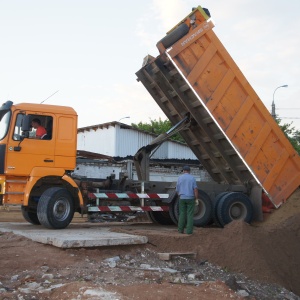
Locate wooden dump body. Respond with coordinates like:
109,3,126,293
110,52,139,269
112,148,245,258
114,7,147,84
136,6,300,207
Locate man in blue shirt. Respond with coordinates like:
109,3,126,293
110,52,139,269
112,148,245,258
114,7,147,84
176,166,199,234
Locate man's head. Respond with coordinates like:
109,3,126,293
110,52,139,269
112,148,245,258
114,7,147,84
183,166,190,172
31,118,41,129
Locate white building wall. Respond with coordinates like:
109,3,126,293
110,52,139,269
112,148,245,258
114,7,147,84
152,143,168,159
73,161,211,182
73,162,124,179
115,127,141,157
77,126,117,156
115,127,161,158
77,123,197,160
167,141,198,160
115,126,197,159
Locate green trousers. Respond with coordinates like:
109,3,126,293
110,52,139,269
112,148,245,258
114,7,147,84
178,199,195,234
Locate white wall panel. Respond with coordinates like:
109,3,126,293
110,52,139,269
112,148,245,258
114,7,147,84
73,161,211,182
167,141,198,160
77,123,197,160
77,126,116,156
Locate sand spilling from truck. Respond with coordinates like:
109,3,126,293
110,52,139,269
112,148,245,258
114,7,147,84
112,188,300,295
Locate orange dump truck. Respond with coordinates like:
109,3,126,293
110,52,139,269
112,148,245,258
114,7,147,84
1,6,299,230
136,6,300,217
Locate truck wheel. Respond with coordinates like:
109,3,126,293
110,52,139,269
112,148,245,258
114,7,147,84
174,189,213,227
37,187,74,229
169,196,179,224
146,211,175,225
212,192,228,227
217,192,253,227
21,206,41,225
193,190,213,227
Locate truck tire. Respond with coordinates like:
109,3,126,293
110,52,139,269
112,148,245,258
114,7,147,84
193,190,213,227
217,192,253,227
159,23,189,49
21,206,41,225
169,196,179,224
174,189,213,227
146,211,175,225
37,187,74,229
212,192,228,227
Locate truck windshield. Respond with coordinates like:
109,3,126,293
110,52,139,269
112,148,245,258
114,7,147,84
0,110,11,141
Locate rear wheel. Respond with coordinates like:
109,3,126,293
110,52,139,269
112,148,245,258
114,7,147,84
21,206,40,225
174,189,213,227
146,211,175,225
37,187,74,229
217,192,253,227
212,192,228,227
193,190,213,227
169,196,179,224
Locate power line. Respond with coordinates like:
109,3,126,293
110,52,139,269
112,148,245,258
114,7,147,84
280,117,300,119
276,108,300,110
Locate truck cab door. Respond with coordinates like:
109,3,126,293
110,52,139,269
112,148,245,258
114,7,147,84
6,113,55,175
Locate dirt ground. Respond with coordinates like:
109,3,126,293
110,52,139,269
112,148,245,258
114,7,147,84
1,189,300,299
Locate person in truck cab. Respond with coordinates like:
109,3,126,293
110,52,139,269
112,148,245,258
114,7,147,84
31,118,47,139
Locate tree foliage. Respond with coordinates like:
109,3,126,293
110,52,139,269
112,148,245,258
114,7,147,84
132,118,300,155
131,118,185,143
276,118,300,155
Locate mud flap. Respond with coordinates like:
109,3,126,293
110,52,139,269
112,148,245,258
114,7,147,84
249,185,263,222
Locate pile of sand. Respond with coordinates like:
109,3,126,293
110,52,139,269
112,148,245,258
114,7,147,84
137,188,300,295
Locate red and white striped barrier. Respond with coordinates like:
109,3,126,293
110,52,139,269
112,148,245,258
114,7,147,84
88,206,169,212
88,192,169,199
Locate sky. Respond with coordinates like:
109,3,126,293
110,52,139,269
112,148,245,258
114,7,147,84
0,0,299,130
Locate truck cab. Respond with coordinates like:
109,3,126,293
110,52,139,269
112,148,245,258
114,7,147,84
0,101,83,228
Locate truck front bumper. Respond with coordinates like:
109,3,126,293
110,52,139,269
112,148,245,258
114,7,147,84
0,177,5,195
0,177,5,205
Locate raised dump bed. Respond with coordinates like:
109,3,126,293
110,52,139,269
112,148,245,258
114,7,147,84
136,6,300,207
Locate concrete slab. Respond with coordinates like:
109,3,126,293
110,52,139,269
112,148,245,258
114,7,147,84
0,222,148,248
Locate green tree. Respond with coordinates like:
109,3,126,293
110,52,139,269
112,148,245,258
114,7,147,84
131,118,185,143
277,118,300,155
132,117,300,155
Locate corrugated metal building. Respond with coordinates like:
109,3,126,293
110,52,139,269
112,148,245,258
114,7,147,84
77,121,198,160
75,122,213,182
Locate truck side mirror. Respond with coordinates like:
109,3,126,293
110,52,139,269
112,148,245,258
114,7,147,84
21,115,31,133
14,115,31,151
